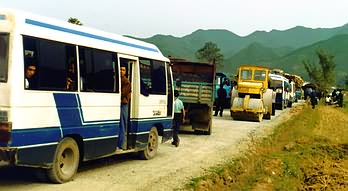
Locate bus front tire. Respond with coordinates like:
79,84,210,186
139,127,158,160
48,137,80,183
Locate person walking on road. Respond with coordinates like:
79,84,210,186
310,89,317,109
172,90,185,147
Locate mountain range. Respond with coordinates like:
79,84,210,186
137,24,348,83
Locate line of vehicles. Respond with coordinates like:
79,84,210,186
0,9,304,184
169,60,303,131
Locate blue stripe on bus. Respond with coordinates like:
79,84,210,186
10,127,61,147
61,123,118,138
25,19,159,53
8,124,118,147
7,119,171,147
53,93,83,127
4,93,172,147
129,119,173,133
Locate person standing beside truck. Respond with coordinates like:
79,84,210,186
214,83,227,117
172,90,185,147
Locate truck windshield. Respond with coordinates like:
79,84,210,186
0,33,9,82
241,69,252,80
254,70,266,81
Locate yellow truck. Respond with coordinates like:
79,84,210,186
230,65,273,122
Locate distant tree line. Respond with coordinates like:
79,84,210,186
303,49,336,91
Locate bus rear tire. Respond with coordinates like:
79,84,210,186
48,137,80,183
139,127,158,160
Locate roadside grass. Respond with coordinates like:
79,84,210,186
343,94,348,112
184,102,348,191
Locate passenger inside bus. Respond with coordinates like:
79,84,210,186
66,59,77,91
24,59,37,89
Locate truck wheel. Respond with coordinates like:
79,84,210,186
204,119,212,135
257,113,263,122
288,101,293,108
263,112,271,120
139,127,158,160
48,137,80,183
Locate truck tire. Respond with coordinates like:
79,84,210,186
263,112,271,120
257,113,263,122
204,118,212,135
288,101,293,108
272,103,276,116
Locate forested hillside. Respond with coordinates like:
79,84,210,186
137,24,348,82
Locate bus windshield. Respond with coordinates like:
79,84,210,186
0,33,9,82
269,79,282,89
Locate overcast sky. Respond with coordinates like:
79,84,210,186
1,0,348,38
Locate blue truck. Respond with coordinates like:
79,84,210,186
215,72,233,108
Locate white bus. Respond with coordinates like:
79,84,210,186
0,9,174,183
269,73,290,110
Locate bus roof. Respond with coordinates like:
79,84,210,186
269,73,289,81
0,8,169,62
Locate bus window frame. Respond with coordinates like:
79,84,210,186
0,33,9,82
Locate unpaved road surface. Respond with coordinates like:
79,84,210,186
0,102,302,191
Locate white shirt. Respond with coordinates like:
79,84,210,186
25,78,29,89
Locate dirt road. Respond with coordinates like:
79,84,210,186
0,103,301,191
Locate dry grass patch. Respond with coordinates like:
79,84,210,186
185,103,348,191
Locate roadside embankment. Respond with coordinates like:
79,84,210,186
186,102,348,190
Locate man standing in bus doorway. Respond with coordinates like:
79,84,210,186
172,90,185,147
118,66,131,150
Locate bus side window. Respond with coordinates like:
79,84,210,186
23,36,77,91
139,58,166,95
79,46,118,92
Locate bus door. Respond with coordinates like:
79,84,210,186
118,55,137,149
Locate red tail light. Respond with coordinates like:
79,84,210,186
0,122,12,143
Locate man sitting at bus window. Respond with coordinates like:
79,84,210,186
25,62,37,89
66,62,76,91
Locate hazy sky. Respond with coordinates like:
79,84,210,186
1,0,348,38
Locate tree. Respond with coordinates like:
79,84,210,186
344,73,348,89
195,42,224,70
303,49,336,90
67,17,83,26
